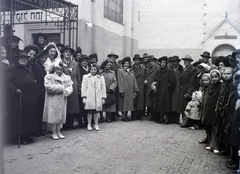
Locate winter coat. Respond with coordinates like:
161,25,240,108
185,100,201,120
62,58,80,114
222,91,239,145
81,74,106,111
153,67,176,113
171,65,183,113
146,63,160,107
201,82,222,125
6,64,38,135
215,80,235,141
101,70,117,112
178,64,198,113
229,98,240,146
78,65,89,89
42,72,73,124
117,68,139,112
132,64,147,110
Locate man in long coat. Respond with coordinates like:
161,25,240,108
179,55,198,127
132,54,147,120
145,55,160,120
78,54,90,128
153,56,176,124
61,45,80,130
169,56,183,123
108,52,121,118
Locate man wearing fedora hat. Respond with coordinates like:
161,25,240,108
178,55,198,127
108,52,120,72
146,55,160,120
132,54,147,120
108,52,121,118
168,56,183,124
201,51,216,70
60,45,81,130
78,54,90,128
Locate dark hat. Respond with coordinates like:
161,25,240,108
56,43,64,48
182,55,193,62
201,51,211,59
100,59,110,69
121,56,131,65
16,51,30,59
61,45,75,55
231,49,240,60
133,54,141,60
214,56,230,67
36,50,48,59
142,53,149,58
168,56,181,62
79,54,89,62
89,53,98,61
193,59,204,67
73,47,82,58
35,33,47,40
147,55,157,62
158,56,168,62
24,44,40,54
107,52,119,59
12,35,23,42
3,25,15,32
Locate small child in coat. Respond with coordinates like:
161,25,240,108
81,65,106,131
185,90,202,129
43,60,73,140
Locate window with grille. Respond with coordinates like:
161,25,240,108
104,0,123,24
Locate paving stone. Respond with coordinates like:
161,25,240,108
2,117,235,174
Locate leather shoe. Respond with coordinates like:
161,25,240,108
227,163,239,170
216,150,228,156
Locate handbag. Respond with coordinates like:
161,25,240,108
105,92,115,105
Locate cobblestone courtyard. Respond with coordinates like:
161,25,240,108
2,117,236,174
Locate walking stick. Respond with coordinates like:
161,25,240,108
18,92,22,149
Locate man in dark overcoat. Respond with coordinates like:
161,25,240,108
132,54,147,120
108,52,121,118
178,55,198,127
78,54,90,128
145,55,160,120
153,56,176,124
169,56,183,123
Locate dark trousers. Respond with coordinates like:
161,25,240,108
78,94,87,127
63,114,76,128
205,125,212,145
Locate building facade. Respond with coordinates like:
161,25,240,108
138,0,240,61
10,0,139,63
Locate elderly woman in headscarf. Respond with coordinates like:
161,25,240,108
117,56,139,121
6,50,38,144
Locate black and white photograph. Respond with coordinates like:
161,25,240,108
0,0,240,173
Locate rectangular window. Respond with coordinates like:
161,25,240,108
104,0,123,24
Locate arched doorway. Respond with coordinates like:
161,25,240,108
212,44,236,63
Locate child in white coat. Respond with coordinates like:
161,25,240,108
43,60,73,140
81,65,106,131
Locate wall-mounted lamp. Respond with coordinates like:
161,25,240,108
86,22,93,28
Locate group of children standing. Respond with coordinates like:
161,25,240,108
188,66,240,170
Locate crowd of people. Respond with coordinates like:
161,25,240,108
0,25,240,171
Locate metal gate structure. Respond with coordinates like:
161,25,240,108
0,0,78,48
